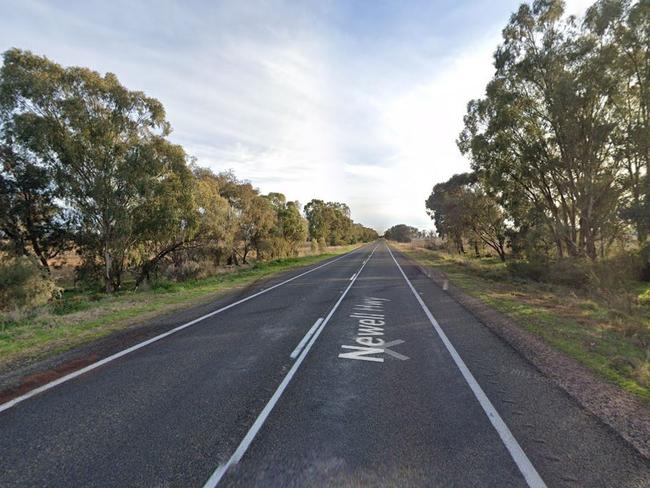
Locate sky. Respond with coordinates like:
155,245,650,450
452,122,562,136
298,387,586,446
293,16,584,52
0,0,593,232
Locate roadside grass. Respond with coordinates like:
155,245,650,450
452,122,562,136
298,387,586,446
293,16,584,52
0,245,360,373
396,244,650,402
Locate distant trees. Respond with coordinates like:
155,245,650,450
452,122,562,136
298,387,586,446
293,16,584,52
425,173,507,260
303,199,375,246
0,49,377,292
384,224,418,243
448,0,649,262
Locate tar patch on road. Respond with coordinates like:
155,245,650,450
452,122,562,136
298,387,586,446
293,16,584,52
338,296,410,363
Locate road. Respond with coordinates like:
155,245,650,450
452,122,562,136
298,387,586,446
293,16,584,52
0,241,648,487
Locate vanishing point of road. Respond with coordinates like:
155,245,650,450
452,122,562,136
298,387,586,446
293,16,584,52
0,241,648,487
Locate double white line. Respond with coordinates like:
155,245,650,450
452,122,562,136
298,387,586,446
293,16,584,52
203,245,378,487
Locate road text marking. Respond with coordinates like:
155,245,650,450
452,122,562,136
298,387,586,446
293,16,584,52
339,297,409,362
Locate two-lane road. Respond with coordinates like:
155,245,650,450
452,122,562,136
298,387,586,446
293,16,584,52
1,242,648,487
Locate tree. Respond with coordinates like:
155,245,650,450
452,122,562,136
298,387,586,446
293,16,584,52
0,49,181,291
131,141,197,288
192,167,236,266
425,173,476,253
585,0,650,242
0,142,71,270
459,1,625,260
384,224,417,243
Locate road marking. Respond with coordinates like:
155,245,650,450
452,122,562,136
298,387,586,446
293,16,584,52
202,245,378,488
349,273,356,281
0,246,371,415
339,296,409,362
387,245,546,488
290,318,323,359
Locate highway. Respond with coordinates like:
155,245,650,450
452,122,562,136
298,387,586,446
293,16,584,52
0,242,648,487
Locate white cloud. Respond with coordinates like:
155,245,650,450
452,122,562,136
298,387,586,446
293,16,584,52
0,0,595,232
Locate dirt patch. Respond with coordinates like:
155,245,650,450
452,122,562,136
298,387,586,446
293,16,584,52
396,247,650,460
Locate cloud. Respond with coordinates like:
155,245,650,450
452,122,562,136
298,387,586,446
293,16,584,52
0,0,595,233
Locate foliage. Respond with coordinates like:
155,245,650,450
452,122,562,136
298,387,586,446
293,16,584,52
0,49,378,303
425,172,507,260
457,0,649,262
0,256,60,312
303,199,375,245
384,224,418,243
0,140,72,270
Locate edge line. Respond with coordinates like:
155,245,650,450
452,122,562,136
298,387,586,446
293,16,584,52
387,245,546,488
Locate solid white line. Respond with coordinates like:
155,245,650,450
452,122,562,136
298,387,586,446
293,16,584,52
0,246,369,415
387,246,546,488
289,318,323,359
203,245,378,488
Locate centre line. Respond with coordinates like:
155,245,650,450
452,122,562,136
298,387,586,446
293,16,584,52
387,245,546,488
290,318,324,359
202,245,378,487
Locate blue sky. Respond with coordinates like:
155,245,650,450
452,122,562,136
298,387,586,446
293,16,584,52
0,0,592,232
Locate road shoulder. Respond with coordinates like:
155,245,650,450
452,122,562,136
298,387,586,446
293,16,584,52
390,244,650,460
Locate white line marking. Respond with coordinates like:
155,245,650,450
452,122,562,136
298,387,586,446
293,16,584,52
290,318,323,359
203,245,378,487
349,273,356,281
387,245,546,488
0,246,370,415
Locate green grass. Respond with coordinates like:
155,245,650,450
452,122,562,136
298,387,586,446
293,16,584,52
398,245,650,402
0,245,360,372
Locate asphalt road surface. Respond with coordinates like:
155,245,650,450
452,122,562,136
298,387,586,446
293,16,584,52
1,241,649,487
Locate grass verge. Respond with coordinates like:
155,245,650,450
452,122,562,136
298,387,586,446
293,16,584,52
0,245,360,373
396,244,650,402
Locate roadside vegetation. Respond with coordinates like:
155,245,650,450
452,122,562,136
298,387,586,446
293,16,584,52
387,0,650,401
0,49,378,368
0,245,359,372
396,241,650,401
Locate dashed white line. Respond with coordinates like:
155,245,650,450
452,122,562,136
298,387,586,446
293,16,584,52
290,318,324,359
349,273,357,281
0,245,370,415
202,245,378,488
387,245,546,488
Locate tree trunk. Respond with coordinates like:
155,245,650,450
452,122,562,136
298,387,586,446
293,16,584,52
104,245,114,293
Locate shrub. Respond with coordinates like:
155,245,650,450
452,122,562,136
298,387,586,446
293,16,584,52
162,260,205,282
506,260,546,282
639,244,650,282
544,259,592,289
0,256,61,311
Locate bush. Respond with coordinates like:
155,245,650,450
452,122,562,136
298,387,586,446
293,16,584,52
162,260,206,282
506,260,546,282
544,259,592,289
639,244,650,282
0,256,61,311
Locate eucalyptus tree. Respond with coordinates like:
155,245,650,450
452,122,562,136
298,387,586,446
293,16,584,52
0,49,190,290
0,141,71,270
585,0,650,242
459,0,625,259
